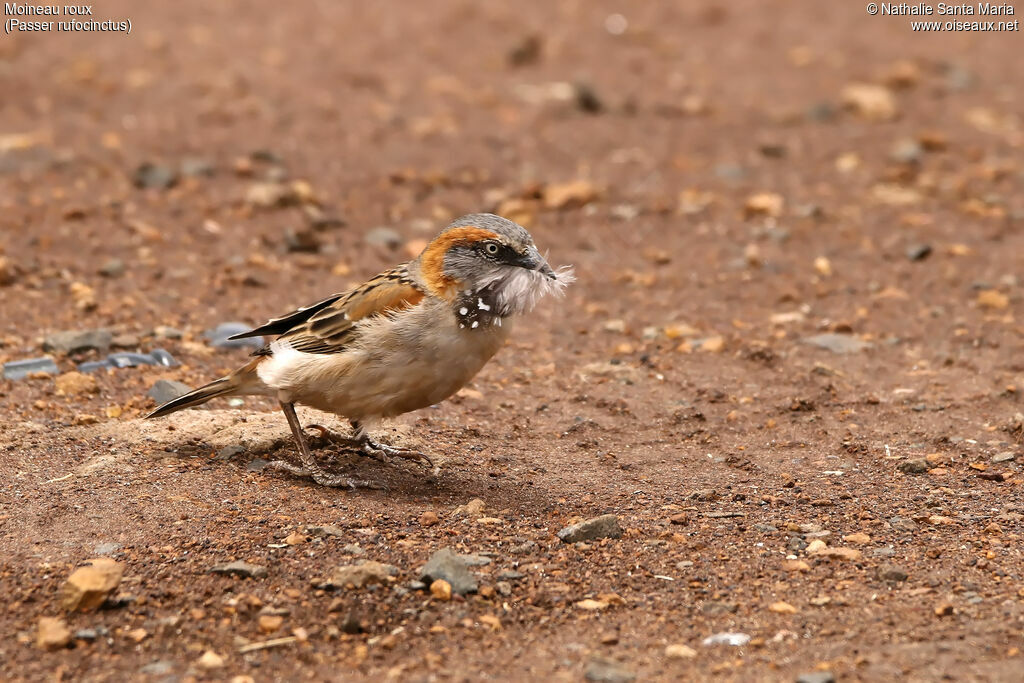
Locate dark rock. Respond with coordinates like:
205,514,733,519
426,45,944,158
180,158,216,177
702,600,738,615
585,658,636,683
148,349,179,366
43,329,112,354
419,548,479,595
210,560,267,579
898,458,930,474
147,379,191,405
906,244,932,261
284,227,321,253
246,459,270,472
878,563,909,582
364,226,402,249
574,82,604,114
803,333,870,354
557,514,623,543
2,356,58,380
204,322,264,349
497,570,525,581
133,162,178,190
507,34,542,67
215,445,247,461
796,673,835,683
98,259,125,278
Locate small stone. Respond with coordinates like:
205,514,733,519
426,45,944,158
284,531,306,545
245,182,298,208
809,546,862,562
744,192,784,218
364,226,402,249
890,516,918,532
139,661,175,676
180,158,215,177
215,445,247,461
702,632,751,647
74,628,98,641
992,452,1017,464
2,357,58,380
507,34,542,67
147,379,191,405
430,579,452,601
782,560,810,572
37,617,71,650
324,561,399,589
419,511,439,527
543,180,600,210
55,371,99,396
210,560,267,579
664,644,697,659
154,326,184,340
420,549,479,595
576,599,610,611
98,258,126,278
204,322,264,349
977,290,1009,310
43,329,112,354
111,334,139,348
805,539,827,554
843,532,871,544
584,658,636,683
877,563,909,582
0,256,20,286
841,83,897,120
769,601,798,614
891,138,924,163
906,244,932,262
796,673,835,683
455,498,486,516
574,82,604,114
133,162,178,189
196,650,225,669
557,514,623,543
258,614,284,633
898,458,930,474
59,558,124,612
284,227,321,253
304,524,346,538
803,333,870,354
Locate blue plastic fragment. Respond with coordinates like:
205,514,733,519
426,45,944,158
77,349,179,373
149,348,179,367
2,356,59,380
204,322,264,349
77,360,113,373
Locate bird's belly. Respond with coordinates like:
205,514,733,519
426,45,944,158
258,321,510,420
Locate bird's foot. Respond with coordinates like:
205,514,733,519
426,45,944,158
361,437,434,468
262,459,384,490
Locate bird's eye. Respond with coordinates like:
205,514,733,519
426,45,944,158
484,242,500,255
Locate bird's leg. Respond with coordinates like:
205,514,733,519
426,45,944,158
264,402,381,489
352,421,434,468
304,423,386,463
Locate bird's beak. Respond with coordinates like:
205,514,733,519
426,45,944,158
518,247,557,280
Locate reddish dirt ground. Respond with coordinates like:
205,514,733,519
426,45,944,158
1,1,1023,681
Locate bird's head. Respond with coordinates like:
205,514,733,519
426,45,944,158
416,213,573,317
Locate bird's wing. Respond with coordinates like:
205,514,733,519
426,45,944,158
241,265,425,356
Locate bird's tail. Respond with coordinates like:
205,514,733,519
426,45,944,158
145,360,263,419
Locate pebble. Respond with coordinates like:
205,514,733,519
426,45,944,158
59,558,124,611
557,514,623,543
139,661,175,676
430,579,452,601
890,516,918,532
215,445,247,461
196,650,225,669
258,614,284,633
702,632,751,647
43,329,112,354
133,162,178,189
877,563,909,582
55,371,98,396
809,546,862,562
2,356,58,380
584,658,636,683
664,643,697,659
906,244,933,262
796,673,835,683
769,601,798,614
898,458,930,474
37,617,71,650
79,349,179,373
420,548,480,595
364,226,402,249
573,82,604,114
180,158,215,177
74,628,98,641
992,452,1017,464
284,227,321,253
98,258,126,277
210,560,268,579
802,333,870,354
147,379,192,405
323,561,398,589
204,322,264,349
843,533,871,544
304,524,346,538
245,181,298,208
419,511,439,527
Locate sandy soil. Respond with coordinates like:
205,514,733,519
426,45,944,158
1,1,1022,681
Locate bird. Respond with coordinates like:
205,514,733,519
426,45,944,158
146,213,573,488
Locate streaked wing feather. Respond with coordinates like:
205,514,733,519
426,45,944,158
272,266,423,355
227,293,344,340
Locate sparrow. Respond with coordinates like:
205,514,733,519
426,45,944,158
146,213,573,488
